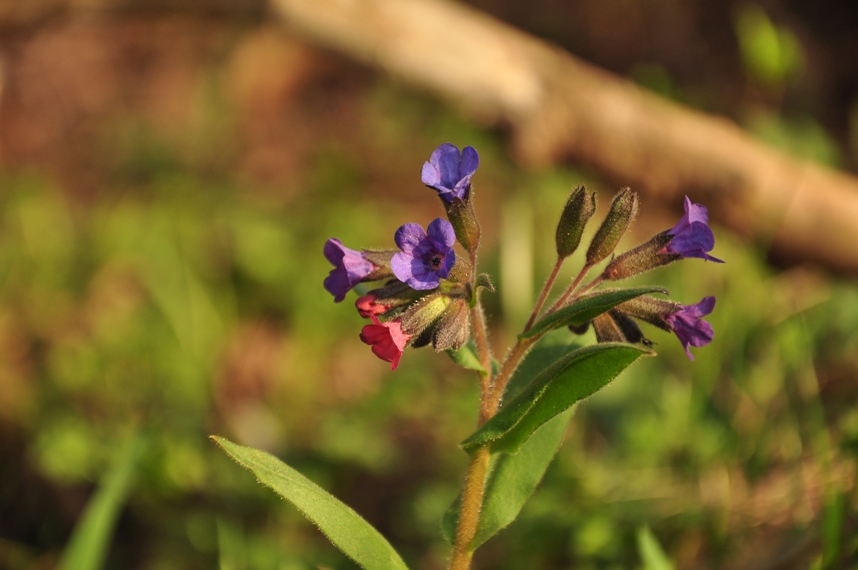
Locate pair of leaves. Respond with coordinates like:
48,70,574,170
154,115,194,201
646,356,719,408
213,437,409,570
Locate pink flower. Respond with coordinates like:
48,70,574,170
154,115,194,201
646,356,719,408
355,294,391,318
359,316,412,370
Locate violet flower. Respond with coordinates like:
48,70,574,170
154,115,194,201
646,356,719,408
665,296,716,360
662,196,724,263
421,143,480,202
391,219,456,290
359,316,412,370
323,238,377,302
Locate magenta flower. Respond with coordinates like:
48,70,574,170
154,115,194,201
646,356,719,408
665,296,716,360
359,316,412,370
391,219,456,290
421,143,480,202
661,196,724,263
323,238,377,302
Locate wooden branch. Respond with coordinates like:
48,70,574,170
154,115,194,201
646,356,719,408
271,0,858,274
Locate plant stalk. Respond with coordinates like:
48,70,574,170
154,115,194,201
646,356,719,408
524,257,564,332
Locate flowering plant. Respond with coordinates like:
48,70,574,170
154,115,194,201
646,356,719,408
213,143,723,570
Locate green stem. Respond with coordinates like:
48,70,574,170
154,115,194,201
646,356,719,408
546,263,593,314
524,257,565,332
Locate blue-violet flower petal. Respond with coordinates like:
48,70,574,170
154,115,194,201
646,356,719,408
421,143,479,202
391,218,456,290
666,296,716,360
323,238,376,302
662,196,724,263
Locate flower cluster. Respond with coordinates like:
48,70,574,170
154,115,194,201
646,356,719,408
324,143,723,368
323,143,479,369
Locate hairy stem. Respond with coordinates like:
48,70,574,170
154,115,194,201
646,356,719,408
449,447,490,570
524,257,564,332
470,304,493,423
547,263,593,314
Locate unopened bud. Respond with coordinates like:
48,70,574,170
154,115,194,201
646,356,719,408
444,197,481,254
431,297,471,351
556,185,596,259
602,233,681,281
399,293,451,338
586,188,639,265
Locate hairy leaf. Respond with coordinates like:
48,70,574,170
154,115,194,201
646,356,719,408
461,343,649,454
522,286,667,339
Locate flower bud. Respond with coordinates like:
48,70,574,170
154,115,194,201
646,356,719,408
556,185,596,259
399,293,452,338
602,233,681,281
586,188,639,265
444,197,481,255
431,297,471,351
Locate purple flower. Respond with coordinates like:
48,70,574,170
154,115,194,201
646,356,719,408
391,219,456,290
662,196,724,263
323,238,377,302
421,143,480,202
665,296,716,360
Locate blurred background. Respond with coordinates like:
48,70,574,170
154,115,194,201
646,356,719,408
0,0,857,569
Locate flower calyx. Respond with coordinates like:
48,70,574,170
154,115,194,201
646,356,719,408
556,185,596,259
586,188,639,265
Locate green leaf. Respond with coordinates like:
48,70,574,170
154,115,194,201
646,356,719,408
447,341,486,373
212,437,409,570
58,432,147,570
521,286,667,339
461,343,649,454
442,408,573,549
637,526,675,570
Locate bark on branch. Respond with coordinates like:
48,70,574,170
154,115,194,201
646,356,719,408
271,0,858,274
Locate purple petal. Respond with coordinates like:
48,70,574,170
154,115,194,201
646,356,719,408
391,251,416,284
460,146,480,178
323,238,375,302
438,249,456,278
426,218,456,248
666,296,716,360
394,223,427,254
421,162,441,188
433,143,463,190
683,195,709,225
